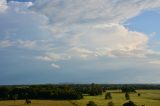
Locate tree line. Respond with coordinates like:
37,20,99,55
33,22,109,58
0,84,103,100
0,83,159,100
0,85,83,100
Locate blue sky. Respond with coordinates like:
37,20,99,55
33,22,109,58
0,0,160,85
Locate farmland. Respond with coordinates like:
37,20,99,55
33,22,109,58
0,90,159,106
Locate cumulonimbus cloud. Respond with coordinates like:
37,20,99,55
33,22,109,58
29,0,160,60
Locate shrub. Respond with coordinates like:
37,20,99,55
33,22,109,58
86,101,97,106
125,93,130,100
123,101,137,106
105,92,112,99
108,101,114,106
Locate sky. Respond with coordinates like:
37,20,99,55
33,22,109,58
0,0,160,85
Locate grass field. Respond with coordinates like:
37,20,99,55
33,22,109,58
0,90,159,106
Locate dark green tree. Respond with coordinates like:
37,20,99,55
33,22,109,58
89,83,102,96
86,101,97,106
105,92,112,99
123,101,137,106
0,87,10,99
108,101,114,106
125,93,130,100
122,86,136,93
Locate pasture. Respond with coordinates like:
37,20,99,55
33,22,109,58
0,90,159,106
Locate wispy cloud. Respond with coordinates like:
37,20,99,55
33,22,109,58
17,40,36,49
36,52,70,62
51,63,60,69
0,40,36,49
31,0,160,24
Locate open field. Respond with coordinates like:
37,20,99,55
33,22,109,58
72,90,160,106
0,90,159,106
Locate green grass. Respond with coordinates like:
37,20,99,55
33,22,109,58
0,90,160,106
0,100,72,106
72,90,160,106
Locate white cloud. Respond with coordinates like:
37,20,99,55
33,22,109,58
0,0,7,12
149,60,160,64
31,0,160,24
2,0,160,57
62,23,149,59
36,52,70,62
0,0,160,83
1,0,160,68
0,40,37,49
36,55,52,61
28,0,160,60
69,47,94,59
149,32,156,37
51,63,60,69
7,1,33,12
0,40,13,48
71,23,148,50
17,40,36,49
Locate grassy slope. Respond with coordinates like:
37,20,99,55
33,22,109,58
0,90,159,106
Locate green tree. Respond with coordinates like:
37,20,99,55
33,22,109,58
108,101,114,106
123,101,137,106
125,93,130,100
86,101,97,106
0,87,10,99
122,86,136,93
105,92,112,99
13,94,18,100
89,83,102,96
